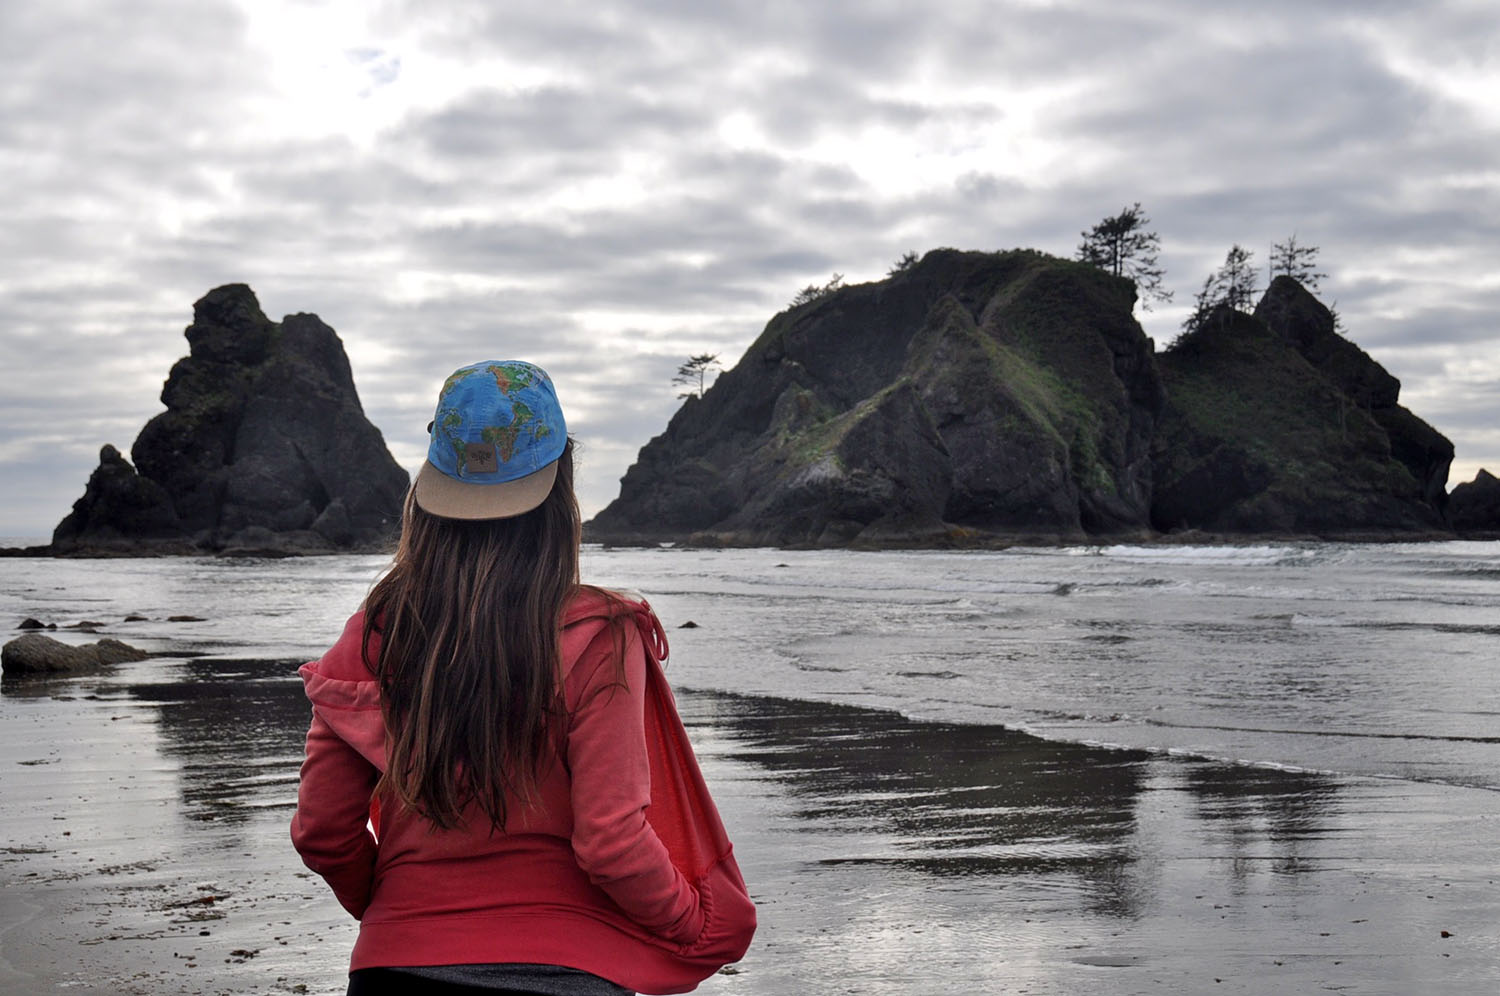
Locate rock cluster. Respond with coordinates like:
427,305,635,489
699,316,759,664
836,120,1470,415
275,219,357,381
51,285,408,555
587,251,1455,546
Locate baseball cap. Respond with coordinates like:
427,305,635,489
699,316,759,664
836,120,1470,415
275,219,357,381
412,360,568,519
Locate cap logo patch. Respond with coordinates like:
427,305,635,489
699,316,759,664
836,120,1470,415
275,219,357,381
464,442,498,474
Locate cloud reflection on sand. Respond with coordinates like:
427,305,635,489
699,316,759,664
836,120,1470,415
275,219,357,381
3,656,1495,994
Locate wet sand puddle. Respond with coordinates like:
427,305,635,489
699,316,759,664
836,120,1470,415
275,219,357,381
1,657,353,995
678,691,1499,996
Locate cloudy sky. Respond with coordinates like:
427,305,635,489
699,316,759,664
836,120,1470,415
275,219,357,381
2,0,1496,538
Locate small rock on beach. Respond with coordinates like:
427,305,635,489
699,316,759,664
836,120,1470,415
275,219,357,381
1,633,150,675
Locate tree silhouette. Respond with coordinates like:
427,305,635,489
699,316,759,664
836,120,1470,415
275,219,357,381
1077,203,1171,308
1181,244,1258,334
1269,234,1326,290
672,353,721,399
1219,244,1258,312
790,273,845,308
1182,272,1226,335
888,251,919,276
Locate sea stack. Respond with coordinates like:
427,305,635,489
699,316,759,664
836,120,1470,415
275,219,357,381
586,250,1455,547
52,285,408,555
588,249,1165,546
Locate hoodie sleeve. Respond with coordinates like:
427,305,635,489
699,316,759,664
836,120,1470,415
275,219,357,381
290,706,380,918
565,619,705,944
289,613,384,919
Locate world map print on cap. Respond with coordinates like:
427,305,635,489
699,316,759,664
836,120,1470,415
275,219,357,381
412,360,568,520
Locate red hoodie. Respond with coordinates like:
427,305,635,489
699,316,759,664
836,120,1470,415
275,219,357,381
290,589,728,993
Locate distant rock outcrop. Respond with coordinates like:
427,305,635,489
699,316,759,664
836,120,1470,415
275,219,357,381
589,249,1165,546
1152,278,1451,536
1450,469,1500,535
587,252,1455,547
51,285,408,555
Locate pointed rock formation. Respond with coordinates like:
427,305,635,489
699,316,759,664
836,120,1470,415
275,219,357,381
52,285,408,555
1255,276,1452,513
52,444,187,550
1449,469,1500,535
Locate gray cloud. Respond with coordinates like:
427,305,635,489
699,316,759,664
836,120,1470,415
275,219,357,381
1,0,1497,534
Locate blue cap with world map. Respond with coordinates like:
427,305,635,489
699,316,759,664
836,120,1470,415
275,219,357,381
413,360,568,519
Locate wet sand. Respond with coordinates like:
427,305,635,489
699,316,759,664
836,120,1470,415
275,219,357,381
2,656,1497,995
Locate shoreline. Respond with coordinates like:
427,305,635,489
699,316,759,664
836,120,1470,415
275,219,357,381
6,529,1497,560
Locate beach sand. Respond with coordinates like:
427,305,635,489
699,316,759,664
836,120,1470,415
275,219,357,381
2,655,1496,995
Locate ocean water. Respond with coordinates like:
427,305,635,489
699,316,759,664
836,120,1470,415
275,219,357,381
3,541,1497,792
3,542,1499,994
595,542,1500,793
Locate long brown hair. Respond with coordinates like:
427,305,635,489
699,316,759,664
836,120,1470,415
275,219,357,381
363,439,582,831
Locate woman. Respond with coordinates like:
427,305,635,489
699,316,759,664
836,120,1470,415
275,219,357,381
292,360,751,995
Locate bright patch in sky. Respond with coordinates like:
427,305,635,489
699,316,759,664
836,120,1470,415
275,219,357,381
234,0,407,144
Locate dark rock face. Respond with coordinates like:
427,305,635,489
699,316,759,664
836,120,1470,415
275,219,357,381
52,445,187,551
1450,469,1500,534
1255,277,1452,513
1253,278,1399,408
52,285,408,555
2,633,149,674
589,255,1456,546
1152,281,1451,535
588,250,1165,546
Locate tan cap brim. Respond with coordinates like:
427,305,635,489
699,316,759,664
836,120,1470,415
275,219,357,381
412,458,559,520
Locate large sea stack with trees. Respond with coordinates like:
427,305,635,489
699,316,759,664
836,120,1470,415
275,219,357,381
586,247,1462,547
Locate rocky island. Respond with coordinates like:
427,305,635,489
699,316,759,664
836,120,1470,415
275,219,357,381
587,249,1472,547
1449,469,1500,538
46,284,408,556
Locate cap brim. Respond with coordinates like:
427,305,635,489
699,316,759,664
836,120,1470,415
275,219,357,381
412,458,559,520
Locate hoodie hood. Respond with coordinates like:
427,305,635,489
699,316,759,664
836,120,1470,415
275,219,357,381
298,611,387,770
